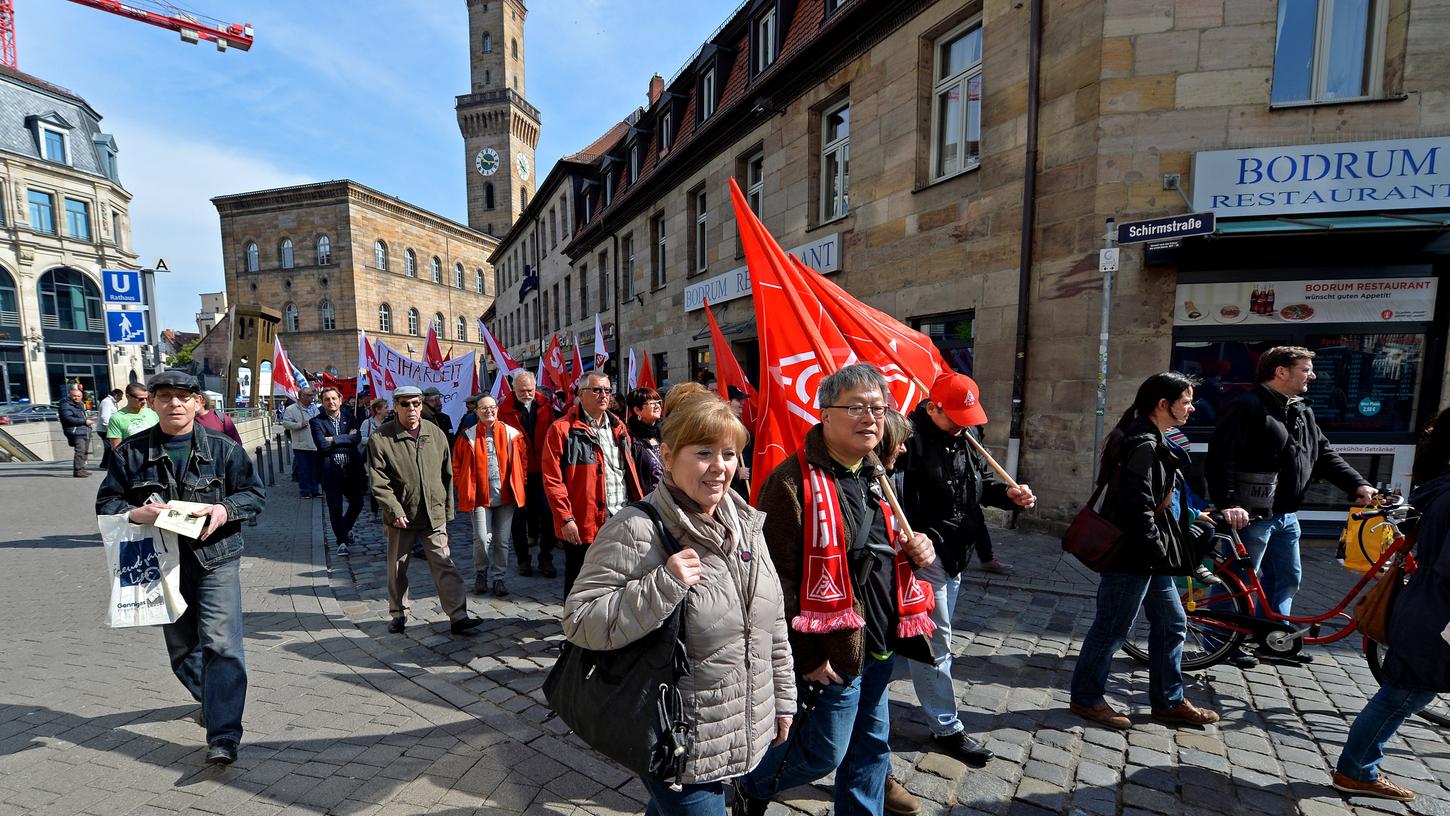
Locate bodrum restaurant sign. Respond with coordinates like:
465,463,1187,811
1192,136,1450,217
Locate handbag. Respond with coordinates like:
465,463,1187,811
542,501,692,788
1356,531,1414,643
1062,471,1173,573
97,513,188,628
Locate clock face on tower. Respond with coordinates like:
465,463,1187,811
474,147,500,176
517,155,531,180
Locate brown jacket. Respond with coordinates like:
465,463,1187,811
756,424,930,678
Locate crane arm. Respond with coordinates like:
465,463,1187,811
66,0,253,52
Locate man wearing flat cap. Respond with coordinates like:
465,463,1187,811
96,370,267,767
368,385,482,636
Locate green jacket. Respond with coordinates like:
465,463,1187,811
367,418,454,530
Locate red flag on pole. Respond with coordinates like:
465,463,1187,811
541,335,569,396
637,349,656,390
569,333,585,405
272,335,299,399
703,298,758,429
423,325,444,370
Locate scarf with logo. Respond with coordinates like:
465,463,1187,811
794,448,936,638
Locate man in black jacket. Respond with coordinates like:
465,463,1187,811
311,386,366,556
1207,346,1373,663
59,384,93,477
96,370,267,766
901,372,1034,766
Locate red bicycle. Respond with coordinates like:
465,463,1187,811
1122,493,1450,726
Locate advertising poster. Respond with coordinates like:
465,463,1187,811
1174,277,1437,326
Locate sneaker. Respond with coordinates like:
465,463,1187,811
492,580,508,598
1331,771,1415,801
1151,700,1220,727
1256,646,1313,665
1192,564,1223,585
336,543,350,557
1071,701,1132,730
473,572,487,595
450,616,485,635
206,739,238,765
930,731,995,767
884,774,922,815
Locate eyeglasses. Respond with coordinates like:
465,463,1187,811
396,400,423,408
824,404,888,419
583,387,611,395
645,400,663,407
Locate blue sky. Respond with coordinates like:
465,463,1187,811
21,0,736,330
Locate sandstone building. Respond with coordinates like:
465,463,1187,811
489,0,1450,531
213,181,497,381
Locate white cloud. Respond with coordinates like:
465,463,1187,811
109,116,313,331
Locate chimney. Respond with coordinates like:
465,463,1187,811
648,73,664,105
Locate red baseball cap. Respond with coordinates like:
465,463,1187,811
929,372,987,427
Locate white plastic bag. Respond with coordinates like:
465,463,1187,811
98,513,188,627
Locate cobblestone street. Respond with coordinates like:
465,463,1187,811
2,462,1447,815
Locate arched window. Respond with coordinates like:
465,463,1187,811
512,38,518,59
431,257,442,283
316,235,332,265
521,188,529,209
407,308,419,336
405,249,417,277
454,263,465,288
283,303,299,333
475,269,485,294
38,267,102,332
433,312,446,337
279,238,294,269
374,240,388,270
320,300,336,331
378,303,392,333
245,242,259,272
482,31,492,53
485,183,495,210
457,316,468,342
0,266,19,328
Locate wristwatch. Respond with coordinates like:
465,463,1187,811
562,516,575,525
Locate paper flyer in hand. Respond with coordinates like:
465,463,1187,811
151,500,212,539
1441,619,1450,647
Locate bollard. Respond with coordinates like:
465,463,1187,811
276,433,288,474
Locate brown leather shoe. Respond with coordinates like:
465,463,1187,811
1151,700,1220,727
1070,702,1131,730
1331,771,1415,801
73,470,90,478
884,774,921,816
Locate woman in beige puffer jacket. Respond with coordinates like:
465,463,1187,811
563,397,795,814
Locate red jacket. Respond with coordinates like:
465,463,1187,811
453,421,528,513
497,391,557,474
541,406,643,544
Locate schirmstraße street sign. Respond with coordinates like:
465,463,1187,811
1117,212,1216,244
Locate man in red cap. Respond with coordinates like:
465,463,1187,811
897,370,1035,767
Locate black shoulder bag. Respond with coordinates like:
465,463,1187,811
543,501,693,789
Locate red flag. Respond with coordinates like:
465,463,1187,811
271,336,299,399
569,333,586,405
637,349,657,390
423,325,444,370
704,298,758,430
541,335,570,397
444,345,454,362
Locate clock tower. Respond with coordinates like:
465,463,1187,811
457,0,540,236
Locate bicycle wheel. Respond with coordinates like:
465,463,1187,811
1363,640,1450,727
1123,558,1250,671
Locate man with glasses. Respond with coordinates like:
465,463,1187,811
740,363,937,816
107,382,158,448
96,370,266,766
367,386,483,636
498,371,559,577
541,371,643,594
311,387,365,556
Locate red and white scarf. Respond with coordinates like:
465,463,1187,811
794,449,936,639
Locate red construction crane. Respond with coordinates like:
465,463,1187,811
0,0,253,70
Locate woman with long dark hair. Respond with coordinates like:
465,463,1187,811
1333,407,1450,801
1069,371,1220,731
625,386,665,495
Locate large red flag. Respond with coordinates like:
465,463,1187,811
541,335,570,397
637,349,657,390
423,324,445,370
703,298,758,430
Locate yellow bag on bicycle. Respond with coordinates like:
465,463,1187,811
1340,505,1395,574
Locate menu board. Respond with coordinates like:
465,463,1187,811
1174,277,1436,326
1303,333,1425,434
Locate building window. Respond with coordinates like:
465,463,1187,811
455,262,465,288
552,284,560,328
821,101,850,222
42,129,66,163
542,290,550,332
100,148,119,181
913,311,975,375
405,248,417,277
375,240,389,271
582,192,593,223
316,235,332,265
564,276,573,324
746,152,765,214
64,198,90,240
110,210,121,247
689,346,713,383
521,188,529,210
476,268,485,294
549,207,558,247
605,171,615,206
580,264,589,316
27,190,55,234
701,68,717,120
512,38,519,59
755,7,778,74
431,256,442,283
482,31,492,52
378,303,392,333
630,144,641,183
280,238,294,269
1272,0,1387,105
320,300,336,331
433,312,446,338
560,194,571,239
283,303,299,333
652,352,669,385
485,182,495,209
620,234,635,299
660,111,673,152
407,308,420,336
598,251,608,306
245,241,259,272
0,269,18,327
692,188,708,274
38,268,102,332
652,214,667,289
457,316,468,342
932,20,984,180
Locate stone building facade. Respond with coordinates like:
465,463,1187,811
0,64,142,405
489,0,1450,529
213,181,497,382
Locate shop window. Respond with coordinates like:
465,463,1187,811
913,311,975,376
653,352,670,385
1272,0,1387,105
931,19,984,181
689,346,713,384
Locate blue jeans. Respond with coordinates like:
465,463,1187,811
1071,573,1186,711
1337,684,1436,782
640,776,725,816
908,557,965,736
740,656,893,816
1236,513,1301,616
163,550,247,746
293,450,319,496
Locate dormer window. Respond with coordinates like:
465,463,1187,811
660,110,673,152
605,171,615,206
630,144,641,183
27,112,74,166
755,7,778,73
43,130,65,162
700,68,717,120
